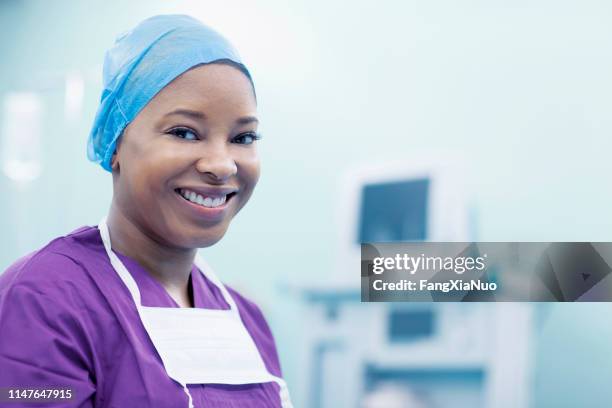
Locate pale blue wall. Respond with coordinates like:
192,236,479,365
1,1,612,406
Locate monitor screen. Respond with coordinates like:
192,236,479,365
358,178,429,243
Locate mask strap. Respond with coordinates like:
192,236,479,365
181,383,194,408
194,253,239,314
270,376,294,408
98,217,142,305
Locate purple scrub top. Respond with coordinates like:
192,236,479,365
0,226,284,407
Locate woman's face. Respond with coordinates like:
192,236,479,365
112,63,260,249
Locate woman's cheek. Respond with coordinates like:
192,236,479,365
240,150,261,184
233,161,259,214
146,142,194,177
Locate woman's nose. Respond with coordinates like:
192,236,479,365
194,145,238,182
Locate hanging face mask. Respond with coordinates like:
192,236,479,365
98,218,293,408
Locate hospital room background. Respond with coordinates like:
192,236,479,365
1,0,612,407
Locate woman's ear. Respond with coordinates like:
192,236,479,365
111,151,120,171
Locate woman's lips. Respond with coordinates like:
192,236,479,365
174,188,236,221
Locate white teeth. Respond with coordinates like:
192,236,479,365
178,189,228,208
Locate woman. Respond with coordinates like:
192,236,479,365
0,15,292,408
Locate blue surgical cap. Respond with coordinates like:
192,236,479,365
87,14,252,172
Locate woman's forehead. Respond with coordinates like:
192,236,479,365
173,64,252,89
152,64,257,108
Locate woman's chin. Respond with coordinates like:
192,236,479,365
192,235,225,249
159,212,234,249
174,227,229,249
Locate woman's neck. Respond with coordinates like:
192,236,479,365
106,201,196,307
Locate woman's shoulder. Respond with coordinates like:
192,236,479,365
0,225,104,295
0,226,109,404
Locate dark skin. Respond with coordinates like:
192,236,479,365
106,63,260,308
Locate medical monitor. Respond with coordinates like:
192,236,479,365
358,178,429,243
335,159,470,282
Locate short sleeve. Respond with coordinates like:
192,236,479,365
0,281,96,407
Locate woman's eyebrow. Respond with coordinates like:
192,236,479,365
164,108,206,119
164,110,258,126
236,116,259,125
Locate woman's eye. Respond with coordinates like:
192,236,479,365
233,132,261,145
169,128,199,141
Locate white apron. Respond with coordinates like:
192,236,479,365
98,218,293,408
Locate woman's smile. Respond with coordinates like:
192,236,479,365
173,186,239,222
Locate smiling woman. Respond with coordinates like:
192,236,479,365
0,15,292,408
109,63,261,262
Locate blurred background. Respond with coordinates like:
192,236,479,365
1,0,612,407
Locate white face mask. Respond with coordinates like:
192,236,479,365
99,218,293,408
